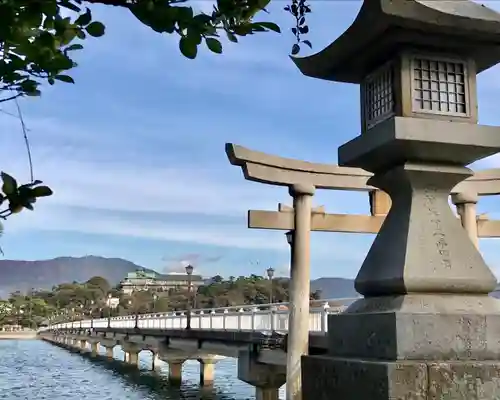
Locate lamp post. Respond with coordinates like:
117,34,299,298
128,299,138,329
185,264,194,330
19,309,24,330
266,267,275,304
107,294,112,328
90,300,95,329
28,288,33,329
152,293,158,313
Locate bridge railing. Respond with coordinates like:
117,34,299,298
46,297,359,334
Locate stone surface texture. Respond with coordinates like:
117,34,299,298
302,356,500,400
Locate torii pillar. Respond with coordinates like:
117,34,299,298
285,184,315,400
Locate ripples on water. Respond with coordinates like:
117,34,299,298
0,340,285,399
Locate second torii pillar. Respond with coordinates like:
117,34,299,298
452,190,479,249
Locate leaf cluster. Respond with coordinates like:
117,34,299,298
284,0,311,55
129,0,281,60
0,171,53,219
0,0,106,101
1,0,313,100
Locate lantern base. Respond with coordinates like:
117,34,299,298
302,355,500,400
327,294,500,361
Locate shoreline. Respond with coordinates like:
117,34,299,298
0,331,38,340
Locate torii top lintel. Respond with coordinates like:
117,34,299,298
291,0,500,83
225,142,500,195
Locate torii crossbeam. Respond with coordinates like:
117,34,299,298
248,203,500,238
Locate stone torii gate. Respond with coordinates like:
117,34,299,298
226,142,500,400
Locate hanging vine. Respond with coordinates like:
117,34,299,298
284,0,312,55
0,97,53,222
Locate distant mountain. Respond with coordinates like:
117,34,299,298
0,256,148,296
0,253,356,300
312,279,500,300
311,277,357,299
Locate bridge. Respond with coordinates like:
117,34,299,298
39,298,357,400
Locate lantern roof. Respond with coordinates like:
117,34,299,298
291,0,500,84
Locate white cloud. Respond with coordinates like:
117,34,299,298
7,206,288,250
0,113,363,257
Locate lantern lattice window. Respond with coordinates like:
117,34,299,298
362,64,394,130
412,57,467,116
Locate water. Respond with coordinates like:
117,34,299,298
0,340,286,399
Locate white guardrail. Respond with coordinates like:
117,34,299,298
44,297,359,334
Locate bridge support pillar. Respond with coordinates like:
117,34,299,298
152,353,161,371
122,343,141,367
169,361,184,386
127,351,139,366
100,339,116,360
160,358,185,386
79,339,88,353
198,357,219,387
105,347,114,359
90,341,99,357
238,351,285,400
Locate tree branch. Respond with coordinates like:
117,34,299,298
83,0,131,7
0,93,22,103
82,0,188,8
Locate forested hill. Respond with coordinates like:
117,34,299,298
0,255,358,299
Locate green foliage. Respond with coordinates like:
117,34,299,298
0,172,53,219
0,0,311,102
1,289,53,328
85,275,111,295
285,0,311,55
0,274,322,326
0,0,105,101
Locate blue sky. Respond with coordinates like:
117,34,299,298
2,0,500,280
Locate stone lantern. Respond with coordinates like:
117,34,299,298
293,1,500,398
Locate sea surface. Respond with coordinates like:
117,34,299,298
0,340,285,399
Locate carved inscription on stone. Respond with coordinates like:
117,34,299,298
424,187,452,269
